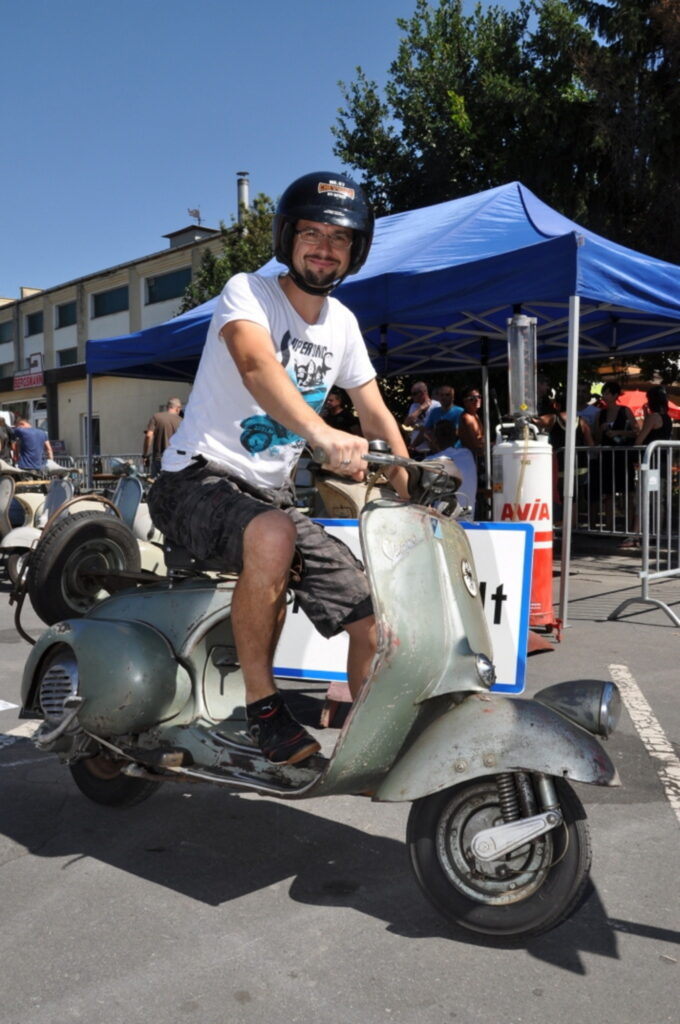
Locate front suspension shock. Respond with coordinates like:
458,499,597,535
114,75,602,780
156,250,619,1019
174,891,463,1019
496,772,520,822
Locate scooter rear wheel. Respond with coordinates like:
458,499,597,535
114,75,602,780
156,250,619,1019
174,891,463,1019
27,510,141,624
407,775,591,942
70,753,158,807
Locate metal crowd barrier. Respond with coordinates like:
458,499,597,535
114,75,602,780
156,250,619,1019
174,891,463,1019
568,443,643,537
607,440,680,625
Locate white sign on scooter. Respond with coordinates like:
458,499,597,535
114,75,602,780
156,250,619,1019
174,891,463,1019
274,520,533,694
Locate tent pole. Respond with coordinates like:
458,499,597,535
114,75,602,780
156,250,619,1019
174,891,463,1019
480,340,491,520
86,374,93,490
558,294,580,627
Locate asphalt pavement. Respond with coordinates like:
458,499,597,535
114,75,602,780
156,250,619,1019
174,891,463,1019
0,545,678,1024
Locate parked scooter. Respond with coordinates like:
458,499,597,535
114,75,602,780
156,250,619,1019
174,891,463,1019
17,444,620,941
12,459,166,623
0,462,85,583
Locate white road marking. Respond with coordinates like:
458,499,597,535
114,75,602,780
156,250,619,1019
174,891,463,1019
0,700,19,711
5,721,40,738
0,721,41,759
609,663,680,826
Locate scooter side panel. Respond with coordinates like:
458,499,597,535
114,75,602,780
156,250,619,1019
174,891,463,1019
374,692,620,802
21,619,192,735
86,578,235,656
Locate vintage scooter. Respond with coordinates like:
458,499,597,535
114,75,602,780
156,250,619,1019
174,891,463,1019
17,444,621,942
12,459,166,624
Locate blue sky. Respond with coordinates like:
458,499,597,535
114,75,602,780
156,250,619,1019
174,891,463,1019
1,0,499,298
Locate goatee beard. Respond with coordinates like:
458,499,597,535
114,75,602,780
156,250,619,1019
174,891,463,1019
301,264,339,289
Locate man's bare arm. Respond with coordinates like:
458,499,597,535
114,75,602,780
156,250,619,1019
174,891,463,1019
143,428,154,457
221,320,367,475
348,379,410,498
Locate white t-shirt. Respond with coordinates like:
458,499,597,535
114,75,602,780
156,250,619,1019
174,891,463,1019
163,273,376,489
407,398,440,452
425,445,478,520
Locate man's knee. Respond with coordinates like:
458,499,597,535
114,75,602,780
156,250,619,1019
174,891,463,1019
242,509,296,574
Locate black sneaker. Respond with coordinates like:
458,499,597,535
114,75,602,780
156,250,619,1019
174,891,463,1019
247,695,321,766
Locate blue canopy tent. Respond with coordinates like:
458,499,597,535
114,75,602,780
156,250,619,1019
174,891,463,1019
87,181,680,379
86,181,680,623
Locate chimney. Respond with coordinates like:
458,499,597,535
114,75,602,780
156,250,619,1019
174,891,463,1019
237,171,249,223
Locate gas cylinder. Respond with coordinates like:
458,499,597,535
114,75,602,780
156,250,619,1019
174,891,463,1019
492,434,556,629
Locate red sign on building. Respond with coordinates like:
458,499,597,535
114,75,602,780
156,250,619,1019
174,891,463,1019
13,371,44,390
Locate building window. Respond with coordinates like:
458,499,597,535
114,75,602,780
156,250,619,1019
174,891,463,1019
92,285,129,318
57,347,79,366
25,311,44,336
0,362,13,378
146,267,192,305
0,321,13,344
56,300,77,329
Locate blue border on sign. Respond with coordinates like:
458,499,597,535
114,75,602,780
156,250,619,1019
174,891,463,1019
461,521,533,694
313,518,359,527
273,667,347,681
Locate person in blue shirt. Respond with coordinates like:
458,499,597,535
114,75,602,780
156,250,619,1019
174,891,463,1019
11,417,52,470
424,384,463,445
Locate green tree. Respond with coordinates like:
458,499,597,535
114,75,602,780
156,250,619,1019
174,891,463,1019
333,0,593,218
179,193,275,313
333,0,680,262
569,0,680,261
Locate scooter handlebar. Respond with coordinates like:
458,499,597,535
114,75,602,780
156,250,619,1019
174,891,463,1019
310,444,462,513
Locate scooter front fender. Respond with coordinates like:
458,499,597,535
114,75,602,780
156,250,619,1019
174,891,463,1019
375,692,620,803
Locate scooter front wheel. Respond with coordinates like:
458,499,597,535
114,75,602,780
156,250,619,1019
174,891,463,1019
70,753,158,807
407,775,591,942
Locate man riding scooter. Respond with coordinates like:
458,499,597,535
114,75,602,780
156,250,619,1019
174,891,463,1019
148,171,409,767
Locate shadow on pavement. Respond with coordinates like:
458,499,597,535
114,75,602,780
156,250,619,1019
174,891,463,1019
0,751,659,972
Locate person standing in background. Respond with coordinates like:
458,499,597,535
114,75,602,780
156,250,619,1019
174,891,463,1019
11,417,52,470
457,385,485,457
143,398,183,477
321,386,361,435
424,383,463,440
402,381,440,459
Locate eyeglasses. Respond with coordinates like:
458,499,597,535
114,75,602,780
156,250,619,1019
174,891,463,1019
464,394,481,401
294,227,353,250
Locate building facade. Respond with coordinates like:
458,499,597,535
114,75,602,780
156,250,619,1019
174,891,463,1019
0,225,222,457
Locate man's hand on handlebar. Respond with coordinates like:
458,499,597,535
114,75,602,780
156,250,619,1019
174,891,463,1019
309,427,369,481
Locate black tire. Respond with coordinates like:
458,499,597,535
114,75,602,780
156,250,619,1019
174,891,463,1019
27,510,141,625
407,775,591,942
70,753,158,807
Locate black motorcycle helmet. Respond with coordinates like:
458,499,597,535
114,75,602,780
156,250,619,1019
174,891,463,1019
273,171,374,295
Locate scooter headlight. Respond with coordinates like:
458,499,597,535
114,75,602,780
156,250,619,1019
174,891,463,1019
599,681,621,738
535,680,621,738
475,654,496,689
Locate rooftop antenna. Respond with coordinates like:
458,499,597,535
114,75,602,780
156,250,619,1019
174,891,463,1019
187,207,202,226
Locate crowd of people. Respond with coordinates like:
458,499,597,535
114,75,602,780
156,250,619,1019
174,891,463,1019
318,374,676,536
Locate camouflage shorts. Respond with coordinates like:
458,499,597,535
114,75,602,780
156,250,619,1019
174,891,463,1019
147,457,372,638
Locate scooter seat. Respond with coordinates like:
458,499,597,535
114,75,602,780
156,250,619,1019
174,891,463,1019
163,539,228,573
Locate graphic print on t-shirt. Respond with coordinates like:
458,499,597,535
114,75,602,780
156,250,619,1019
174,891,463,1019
239,330,332,455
